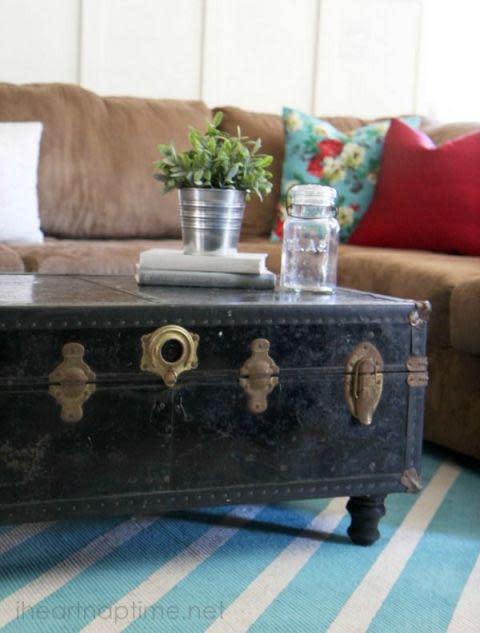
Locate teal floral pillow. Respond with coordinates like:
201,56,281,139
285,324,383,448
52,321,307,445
272,108,420,242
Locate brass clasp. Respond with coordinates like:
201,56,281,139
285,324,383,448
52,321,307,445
344,342,384,426
49,343,96,423
239,339,279,414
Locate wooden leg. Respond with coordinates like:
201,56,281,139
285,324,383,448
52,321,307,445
346,495,386,546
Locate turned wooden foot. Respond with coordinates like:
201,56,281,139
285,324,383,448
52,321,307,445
346,495,386,546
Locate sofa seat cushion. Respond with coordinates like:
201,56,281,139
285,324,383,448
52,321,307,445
0,244,25,272
13,239,185,275
12,238,283,277
338,245,480,353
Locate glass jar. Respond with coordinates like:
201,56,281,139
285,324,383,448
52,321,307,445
280,184,339,293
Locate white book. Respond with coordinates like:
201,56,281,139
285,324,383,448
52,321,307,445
138,249,268,275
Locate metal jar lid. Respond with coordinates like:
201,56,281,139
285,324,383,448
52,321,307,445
289,184,337,207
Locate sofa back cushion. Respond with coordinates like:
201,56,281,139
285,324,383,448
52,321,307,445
425,121,480,145
216,106,435,239
0,83,211,239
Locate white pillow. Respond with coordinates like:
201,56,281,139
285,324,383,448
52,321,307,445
0,121,44,243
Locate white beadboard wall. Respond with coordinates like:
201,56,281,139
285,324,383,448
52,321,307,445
0,0,423,118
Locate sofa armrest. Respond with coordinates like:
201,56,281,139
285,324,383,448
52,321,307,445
0,244,25,272
451,277,480,355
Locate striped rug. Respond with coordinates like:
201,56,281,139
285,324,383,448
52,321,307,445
0,445,478,633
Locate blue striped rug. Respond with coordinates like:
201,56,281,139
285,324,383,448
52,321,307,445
0,445,478,633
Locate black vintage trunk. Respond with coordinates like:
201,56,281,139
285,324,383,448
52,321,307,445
0,275,429,544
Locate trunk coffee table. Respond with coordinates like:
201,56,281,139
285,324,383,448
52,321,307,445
0,274,429,545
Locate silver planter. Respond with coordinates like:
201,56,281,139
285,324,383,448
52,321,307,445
178,188,246,256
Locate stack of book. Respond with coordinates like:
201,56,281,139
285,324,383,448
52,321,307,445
136,249,276,289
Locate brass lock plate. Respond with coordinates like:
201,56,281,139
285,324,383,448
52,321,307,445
240,339,279,414
49,343,96,423
344,342,384,426
141,325,199,387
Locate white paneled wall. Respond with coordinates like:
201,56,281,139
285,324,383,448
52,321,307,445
0,0,424,117
315,0,422,117
80,0,204,98
0,0,80,84
202,0,318,113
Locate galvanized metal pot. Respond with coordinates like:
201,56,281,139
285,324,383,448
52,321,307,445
178,188,246,256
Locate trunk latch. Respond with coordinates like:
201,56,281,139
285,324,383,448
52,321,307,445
344,342,384,426
240,339,279,414
49,343,96,423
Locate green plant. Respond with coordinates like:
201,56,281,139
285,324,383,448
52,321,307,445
153,111,273,200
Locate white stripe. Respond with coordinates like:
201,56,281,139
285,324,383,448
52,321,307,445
206,496,347,633
447,552,480,633
82,505,263,633
328,461,461,633
0,517,156,628
0,522,54,556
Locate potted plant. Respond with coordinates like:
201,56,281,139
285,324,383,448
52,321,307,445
154,111,273,256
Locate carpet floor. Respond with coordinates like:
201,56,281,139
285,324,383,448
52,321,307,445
0,445,478,632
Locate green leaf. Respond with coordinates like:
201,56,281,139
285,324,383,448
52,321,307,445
212,111,223,127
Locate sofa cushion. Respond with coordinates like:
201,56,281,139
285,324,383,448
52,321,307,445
350,120,480,255
425,121,480,146
12,238,283,277
0,244,25,272
0,83,211,239
338,245,480,353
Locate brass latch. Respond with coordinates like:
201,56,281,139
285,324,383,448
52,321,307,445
344,342,384,426
240,339,279,414
141,325,199,387
49,343,96,423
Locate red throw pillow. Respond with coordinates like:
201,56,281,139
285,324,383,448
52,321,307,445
349,119,480,255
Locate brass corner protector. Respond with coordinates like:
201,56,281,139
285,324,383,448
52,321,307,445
409,300,432,327
401,467,422,493
49,343,96,423
240,338,279,414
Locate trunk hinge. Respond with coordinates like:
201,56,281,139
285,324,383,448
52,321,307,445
406,356,428,387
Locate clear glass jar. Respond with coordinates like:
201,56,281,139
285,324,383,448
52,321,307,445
280,184,339,293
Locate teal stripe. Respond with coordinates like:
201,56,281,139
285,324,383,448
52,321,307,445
3,507,233,633
125,498,330,633
249,452,442,632
0,518,124,600
368,466,480,633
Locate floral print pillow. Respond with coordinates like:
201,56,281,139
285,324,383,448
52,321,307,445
272,108,420,242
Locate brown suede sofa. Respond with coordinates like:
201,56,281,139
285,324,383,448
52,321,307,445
1,82,479,460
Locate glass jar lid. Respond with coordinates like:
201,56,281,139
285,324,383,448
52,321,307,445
289,184,337,207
